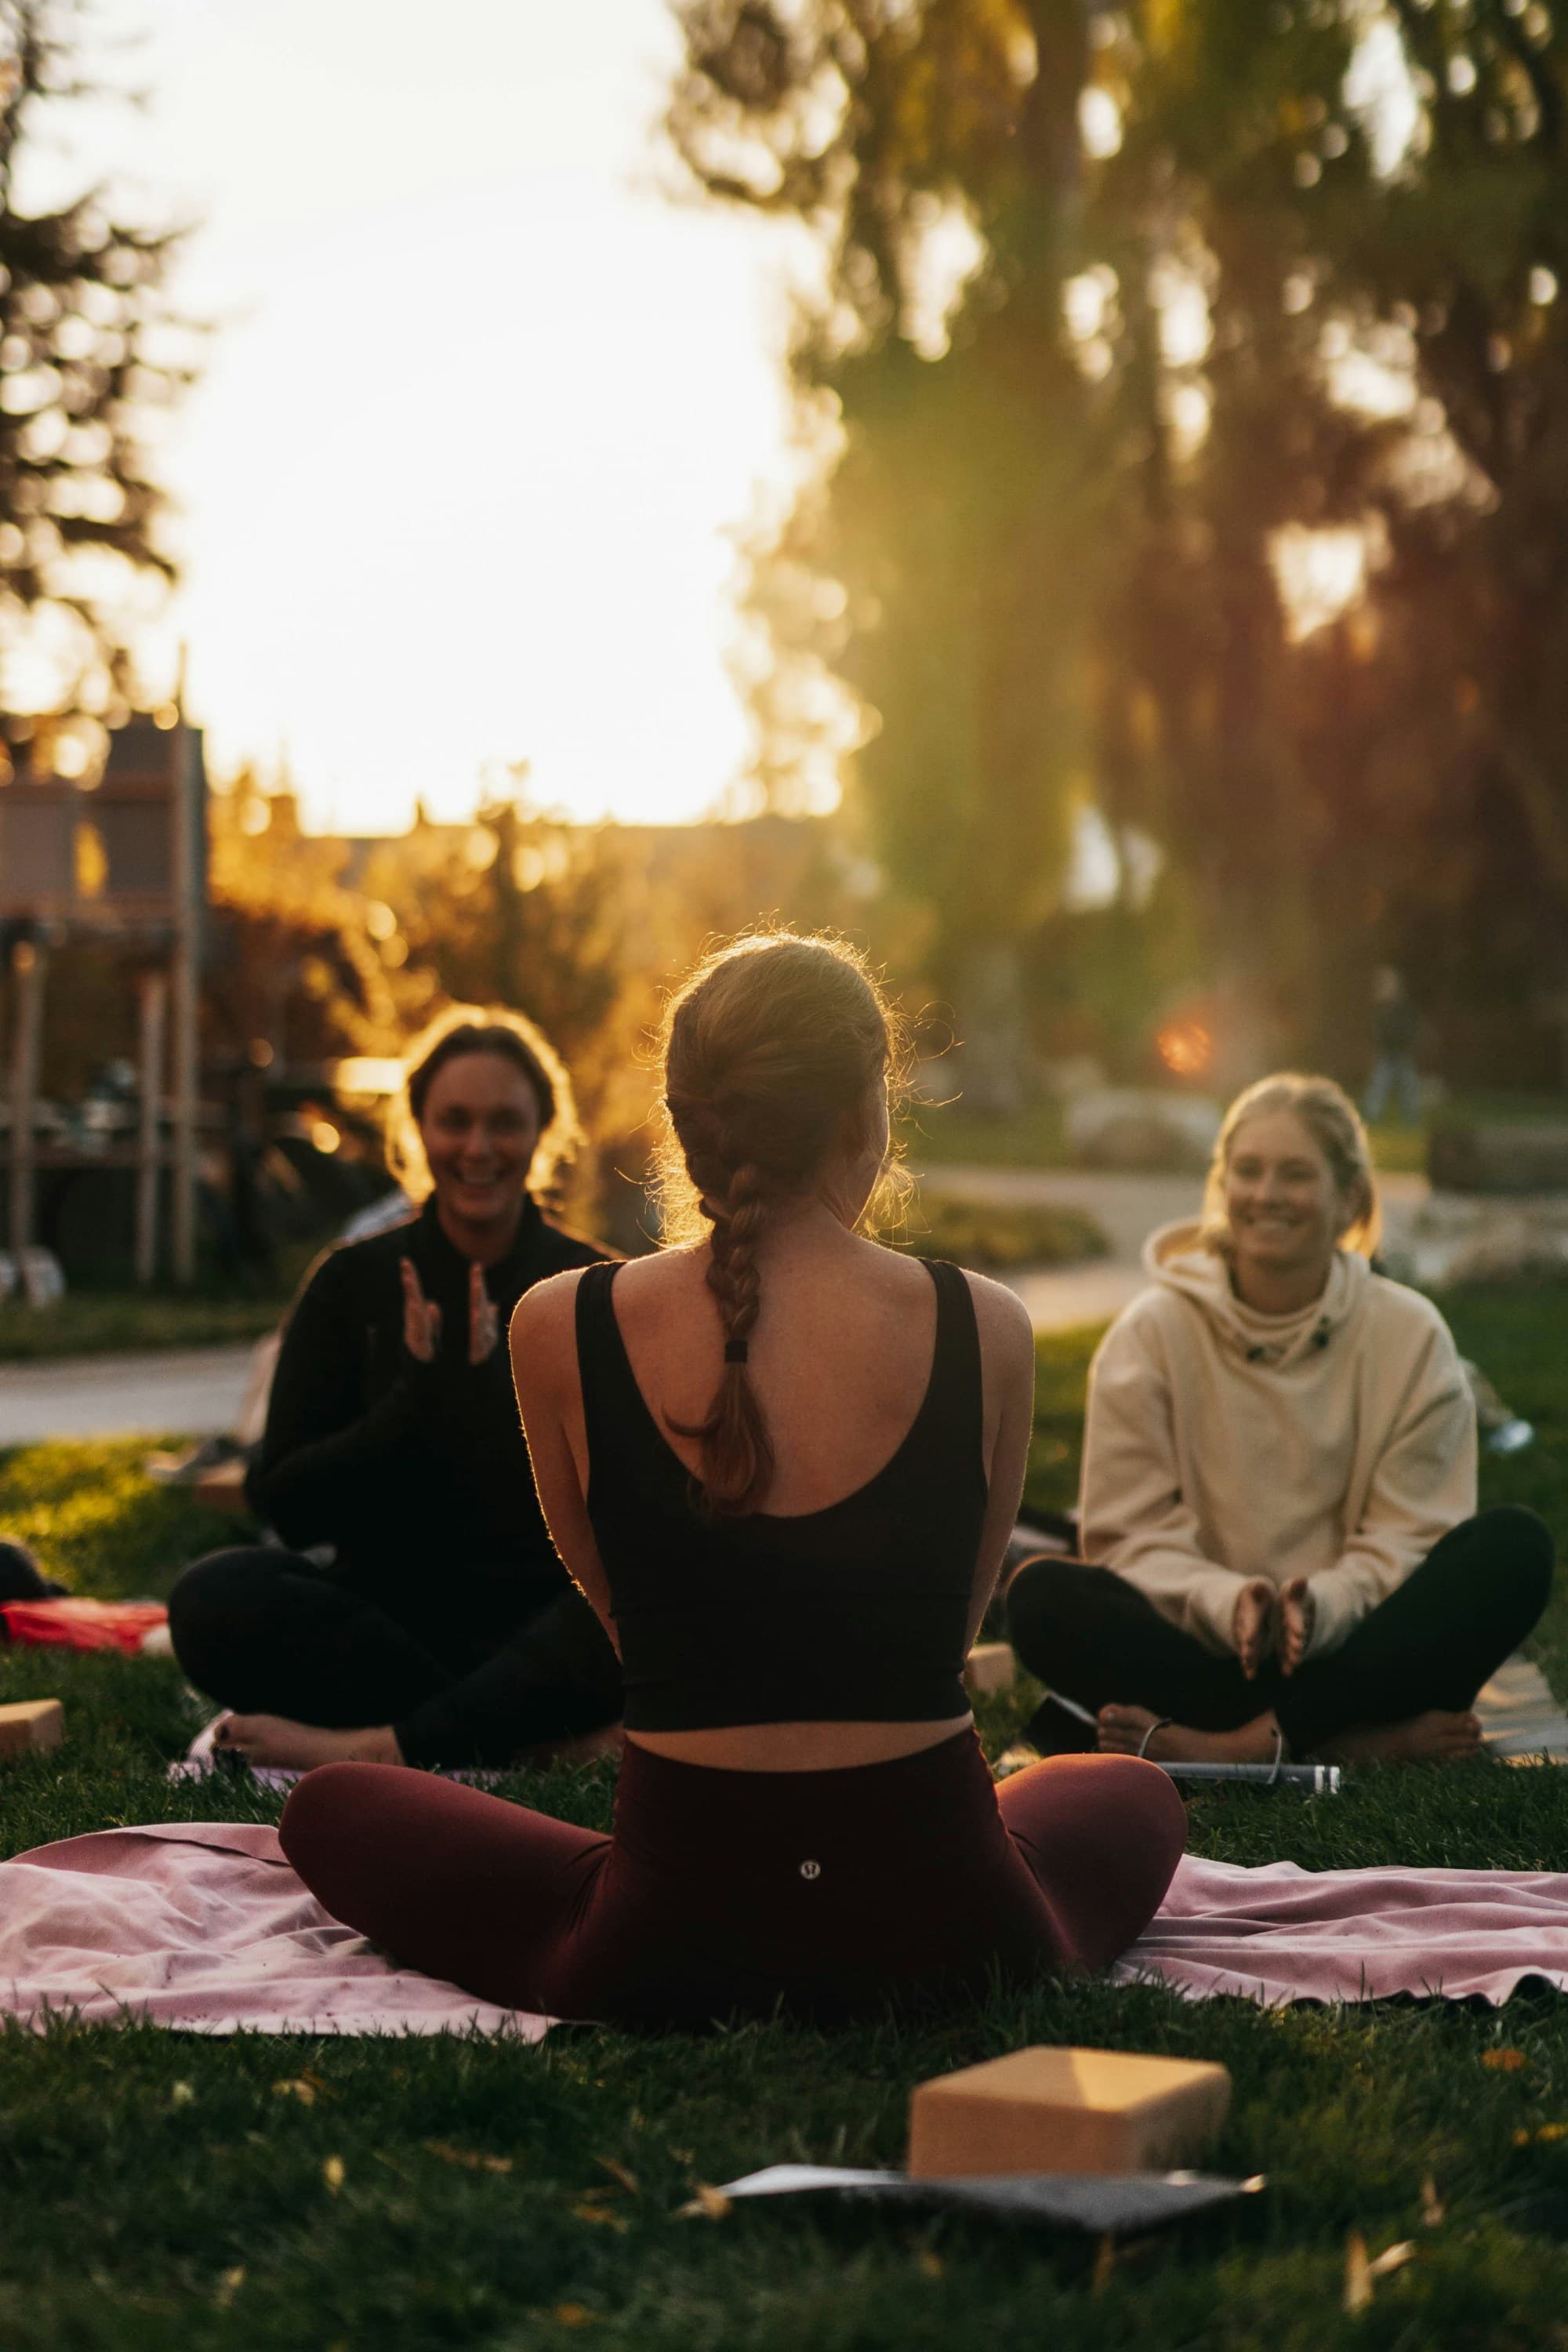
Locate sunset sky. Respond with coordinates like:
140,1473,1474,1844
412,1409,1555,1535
64,0,792,832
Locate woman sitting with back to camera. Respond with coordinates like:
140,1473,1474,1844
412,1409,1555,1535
167,1006,622,1773
1008,1073,1553,1769
276,933,1185,2028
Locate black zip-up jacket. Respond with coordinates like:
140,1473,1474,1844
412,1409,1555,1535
246,1193,608,1651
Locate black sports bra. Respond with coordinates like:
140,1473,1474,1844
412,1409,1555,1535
573,1257,989,1732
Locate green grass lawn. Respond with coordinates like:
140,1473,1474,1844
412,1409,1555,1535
904,1189,1109,1270
0,1289,290,1363
2,1293,1567,2348
0,1241,333,1364
906,1094,1075,1170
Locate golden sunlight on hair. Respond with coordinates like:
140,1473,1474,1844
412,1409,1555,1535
1200,1073,1382,1260
651,927,914,1251
386,1002,583,1212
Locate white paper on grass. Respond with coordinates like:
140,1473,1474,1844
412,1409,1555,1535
719,2166,908,2196
715,2165,1266,2234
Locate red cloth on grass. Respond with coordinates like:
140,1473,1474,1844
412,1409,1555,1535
0,1598,168,1655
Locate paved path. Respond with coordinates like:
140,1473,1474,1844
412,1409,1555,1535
1005,1260,1152,1333
0,1168,1435,1443
0,1345,256,1446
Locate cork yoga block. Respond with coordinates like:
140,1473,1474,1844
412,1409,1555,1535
908,2045,1232,2179
963,1642,1017,1697
0,1699,64,1759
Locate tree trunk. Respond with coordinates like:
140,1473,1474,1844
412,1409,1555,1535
953,937,1029,1119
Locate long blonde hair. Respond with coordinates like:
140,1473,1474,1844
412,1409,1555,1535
1200,1073,1381,1258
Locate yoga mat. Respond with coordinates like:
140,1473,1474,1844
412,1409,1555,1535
1113,1851,1568,2007
2,1827,1568,2033
2,1598,169,1656
0,1821,550,2038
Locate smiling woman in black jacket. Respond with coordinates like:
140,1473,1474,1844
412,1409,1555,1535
167,1006,621,1771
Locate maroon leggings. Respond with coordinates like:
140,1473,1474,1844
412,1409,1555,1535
279,1730,1185,2030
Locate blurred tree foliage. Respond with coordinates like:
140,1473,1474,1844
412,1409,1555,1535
0,0,196,718
1099,0,1568,1085
669,1,1568,1091
374,784,630,1074
670,0,1105,1104
354,793,887,1245
205,776,400,1075
200,771,891,1253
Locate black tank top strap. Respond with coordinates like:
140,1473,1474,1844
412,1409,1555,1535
573,1258,619,1358
917,1258,985,1479
574,1261,658,1486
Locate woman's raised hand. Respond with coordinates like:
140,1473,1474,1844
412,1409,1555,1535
1232,1578,1275,1680
1276,1577,1316,1677
399,1256,442,1363
468,1260,500,1364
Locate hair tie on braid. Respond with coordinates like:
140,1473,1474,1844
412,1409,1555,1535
724,1339,749,1364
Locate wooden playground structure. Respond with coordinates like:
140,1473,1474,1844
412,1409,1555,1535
0,713,209,1287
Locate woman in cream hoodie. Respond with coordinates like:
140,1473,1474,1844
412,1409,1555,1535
1007,1074,1552,1765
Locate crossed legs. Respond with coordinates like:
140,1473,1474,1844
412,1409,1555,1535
1007,1507,1555,1764
277,1741,1186,2022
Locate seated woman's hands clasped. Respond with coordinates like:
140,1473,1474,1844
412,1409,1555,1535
1011,1073,1552,1771
1232,1577,1315,1681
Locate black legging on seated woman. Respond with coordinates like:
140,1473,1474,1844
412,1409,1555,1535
169,1547,622,1769
1007,1506,1554,1757
166,1191,622,1766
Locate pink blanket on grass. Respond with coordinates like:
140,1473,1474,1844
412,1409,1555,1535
0,1822,549,2038
1112,1853,1568,2007
2,1828,1567,2034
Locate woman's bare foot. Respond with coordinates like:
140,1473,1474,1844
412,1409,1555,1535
1096,1704,1283,1765
1318,1711,1483,1766
215,1715,404,1769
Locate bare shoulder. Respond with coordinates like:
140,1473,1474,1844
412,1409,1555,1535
509,1264,593,1367
601,1242,701,1294
958,1265,1036,1367
587,1242,706,1333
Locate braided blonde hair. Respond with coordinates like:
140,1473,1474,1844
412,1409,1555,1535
655,929,908,1516
1201,1072,1381,1258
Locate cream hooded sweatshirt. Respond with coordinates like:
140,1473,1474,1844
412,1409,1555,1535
1078,1220,1477,1661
